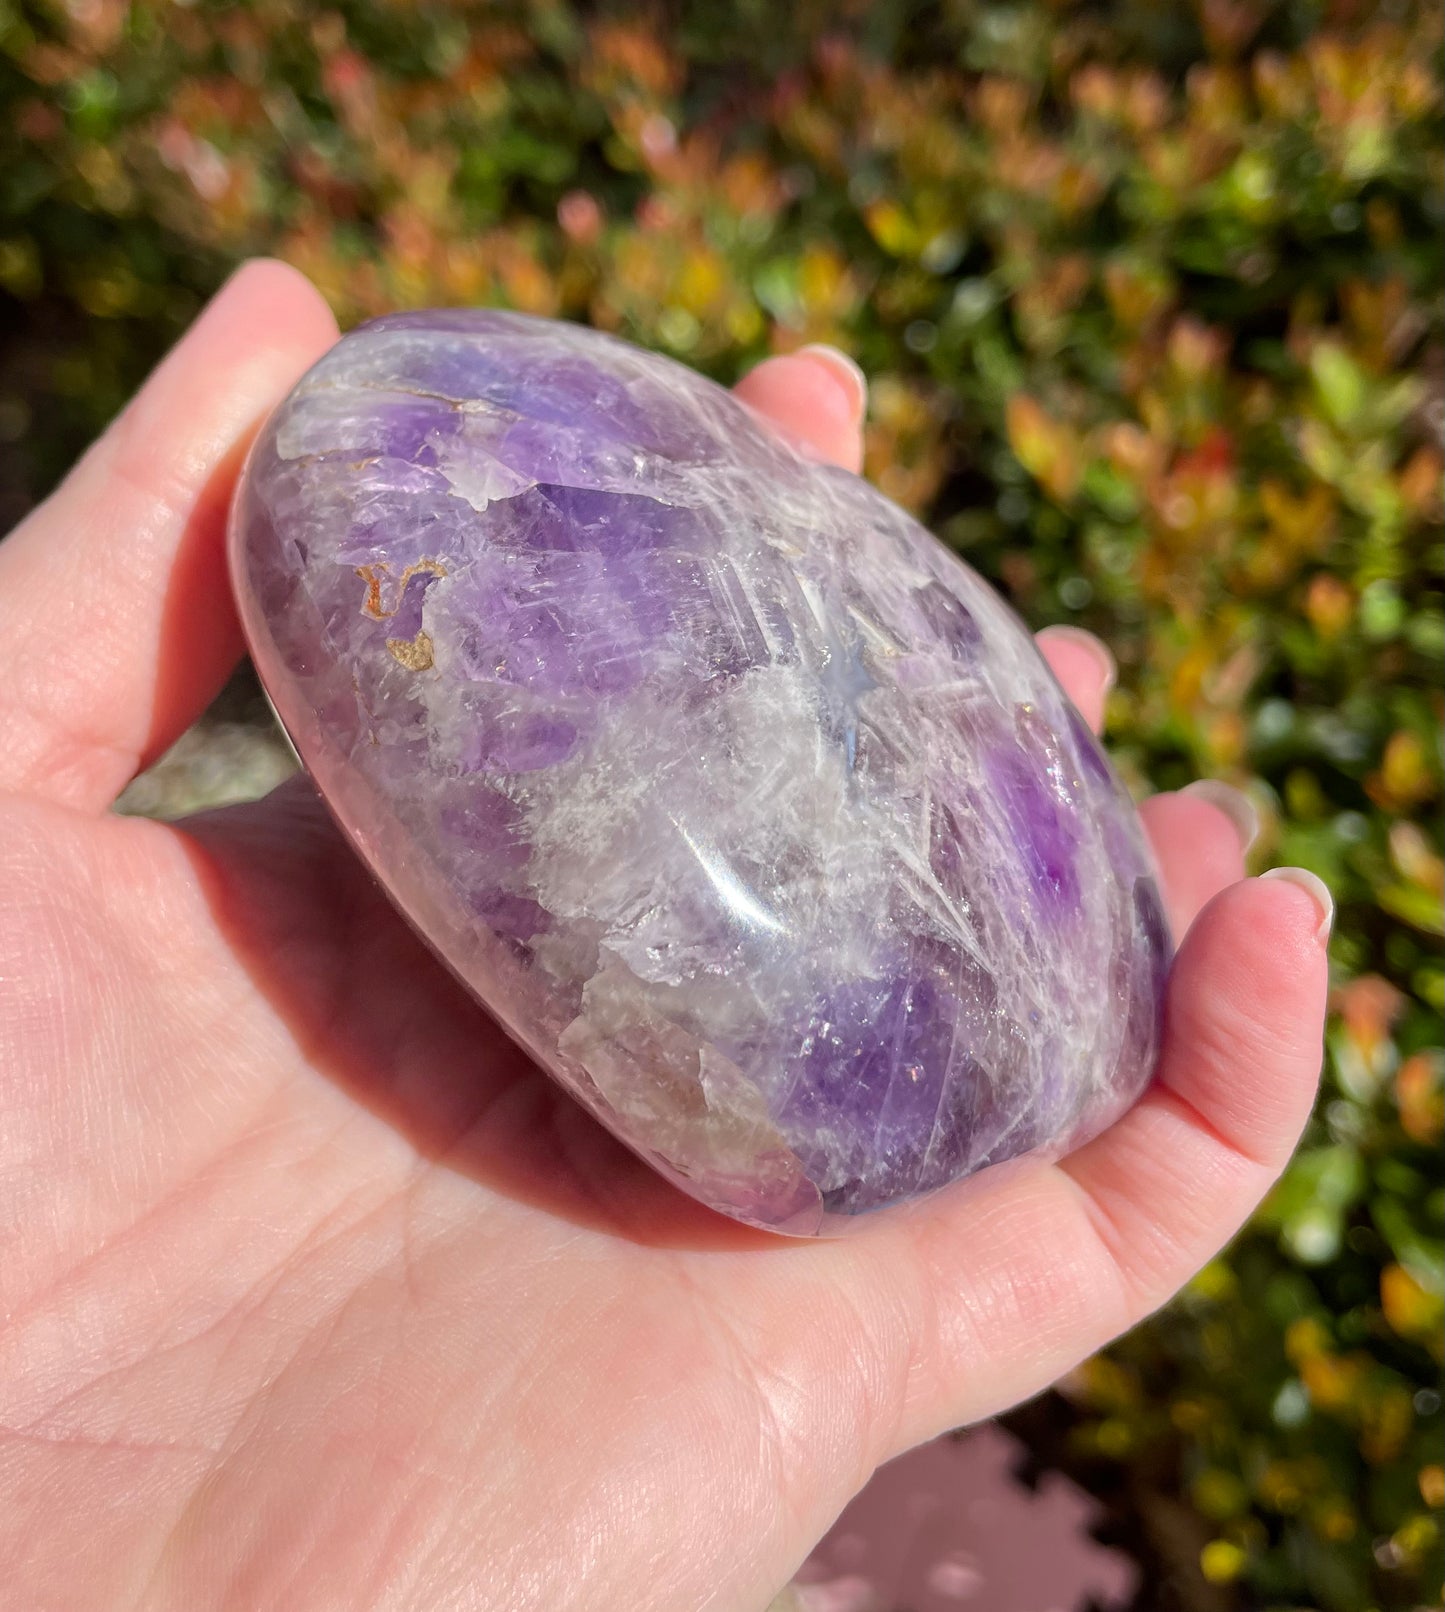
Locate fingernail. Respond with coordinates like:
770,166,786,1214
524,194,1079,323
1036,624,1117,693
797,343,868,419
1181,780,1260,853
1260,866,1334,945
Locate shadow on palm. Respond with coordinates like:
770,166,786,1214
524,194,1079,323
182,776,789,1257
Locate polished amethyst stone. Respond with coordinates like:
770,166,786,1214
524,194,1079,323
230,311,1170,1234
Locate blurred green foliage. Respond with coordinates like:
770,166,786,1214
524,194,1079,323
1,1,1441,1607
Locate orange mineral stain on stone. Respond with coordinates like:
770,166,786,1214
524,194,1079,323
356,559,449,619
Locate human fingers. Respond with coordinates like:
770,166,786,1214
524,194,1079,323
839,869,1328,1459
1141,782,1258,940
1034,624,1115,733
733,345,866,473
0,260,338,812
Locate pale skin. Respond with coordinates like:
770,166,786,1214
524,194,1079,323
0,262,1330,1611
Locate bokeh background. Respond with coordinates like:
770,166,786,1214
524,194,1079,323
1,1,1441,1607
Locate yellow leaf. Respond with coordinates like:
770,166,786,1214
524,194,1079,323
1006,395,1082,501
1200,1540,1247,1584
1382,1264,1445,1346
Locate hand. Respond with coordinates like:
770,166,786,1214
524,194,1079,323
0,262,1328,1612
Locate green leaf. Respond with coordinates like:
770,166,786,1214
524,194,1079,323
1310,343,1368,431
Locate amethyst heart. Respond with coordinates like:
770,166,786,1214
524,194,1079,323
229,310,1170,1234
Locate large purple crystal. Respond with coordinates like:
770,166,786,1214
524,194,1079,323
230,311,1170,1234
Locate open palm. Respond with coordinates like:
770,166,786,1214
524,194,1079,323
0,263,1329,1612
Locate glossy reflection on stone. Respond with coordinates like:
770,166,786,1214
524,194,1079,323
230,311,1171,1234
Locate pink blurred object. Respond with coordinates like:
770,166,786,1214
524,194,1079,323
796,1424,1138,1612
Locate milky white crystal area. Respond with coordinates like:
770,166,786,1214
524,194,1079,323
230,310,1171,1234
